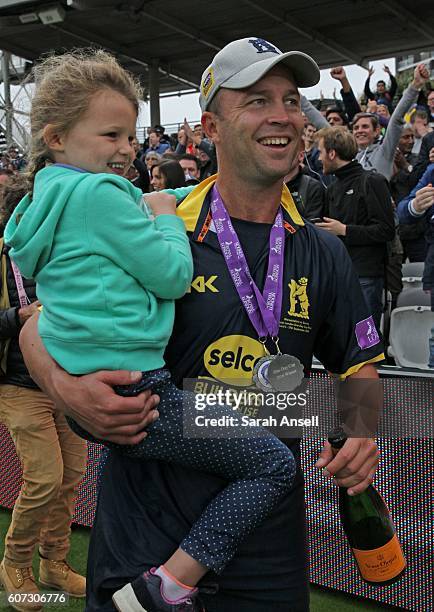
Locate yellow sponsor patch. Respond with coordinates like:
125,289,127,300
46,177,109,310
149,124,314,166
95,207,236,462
201,68,214,99
204,334,264,386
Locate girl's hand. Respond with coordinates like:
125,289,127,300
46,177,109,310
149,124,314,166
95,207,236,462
145,192,177,216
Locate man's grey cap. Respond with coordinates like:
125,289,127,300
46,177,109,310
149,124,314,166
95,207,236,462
199,37,320,112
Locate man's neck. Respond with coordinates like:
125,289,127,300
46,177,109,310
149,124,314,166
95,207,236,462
215,176,283,223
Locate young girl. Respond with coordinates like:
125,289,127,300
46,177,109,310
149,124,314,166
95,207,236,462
5,50,297,612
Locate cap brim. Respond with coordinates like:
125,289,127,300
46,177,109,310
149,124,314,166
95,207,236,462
222,51,320,90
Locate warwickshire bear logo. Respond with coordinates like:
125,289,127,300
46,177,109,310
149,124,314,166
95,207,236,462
288,277,310,319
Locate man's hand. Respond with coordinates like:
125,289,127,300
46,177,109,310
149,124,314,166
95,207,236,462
330,66,346,82
316,217,347,236
177,129,187,146
412,184,434,213
412,63,430,90
366,99,377,113
18,300,41,324
316,437,380,495
52,368,160,445
383,64,391,75
183,118,194,141
367,66,375,77
19,314,160,445
393,148,410,172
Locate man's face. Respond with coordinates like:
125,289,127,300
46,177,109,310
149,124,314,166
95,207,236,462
304,124,316,144
428,92,434,113
398,129,414,154
149,131,160,146
317,139,336,175
131,137,140,153
210,65,304,186
193,124,203,139
376,81,386,94
352,117,377,148
327,112,344,126
180,158,200,179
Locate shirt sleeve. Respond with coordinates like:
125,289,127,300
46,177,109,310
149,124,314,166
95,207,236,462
397,163,434,224
313,237,384,377
84,178,193,300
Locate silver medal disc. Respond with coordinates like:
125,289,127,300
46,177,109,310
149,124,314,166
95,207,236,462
267,354,304,392
252,355,276,392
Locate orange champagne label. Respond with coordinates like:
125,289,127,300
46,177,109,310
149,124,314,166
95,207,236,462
353,534,406,582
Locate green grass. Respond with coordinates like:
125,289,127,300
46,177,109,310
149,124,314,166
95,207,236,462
0,508,391,611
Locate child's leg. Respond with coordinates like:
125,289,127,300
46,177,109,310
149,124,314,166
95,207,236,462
113,369,296,576
111,369,296,610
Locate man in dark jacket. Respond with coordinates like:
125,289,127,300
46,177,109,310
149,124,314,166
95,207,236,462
316,127,395,330
410,131,434,187
285,147,325,220
391,128,427,262
364,65,397,112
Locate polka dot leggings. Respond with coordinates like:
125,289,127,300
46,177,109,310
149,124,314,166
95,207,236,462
68,368,296,574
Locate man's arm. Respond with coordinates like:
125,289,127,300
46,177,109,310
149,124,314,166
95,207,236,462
385,67,397,101
380,64,429,166
300,95,330,129
397,164,434,224
364,67,375,101
330,66,361,122
20,314,160,445
316,364,380,495
409,133,434,186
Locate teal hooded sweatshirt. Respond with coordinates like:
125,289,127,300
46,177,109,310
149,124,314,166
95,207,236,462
4,165,193,374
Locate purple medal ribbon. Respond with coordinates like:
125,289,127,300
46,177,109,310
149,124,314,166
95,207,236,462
210,185,285,343
10,259,30,308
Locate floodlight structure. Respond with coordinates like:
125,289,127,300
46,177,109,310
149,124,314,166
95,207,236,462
0,51,32,150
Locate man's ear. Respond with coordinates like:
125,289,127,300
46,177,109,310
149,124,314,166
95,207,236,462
201,112,219,142
329,149,337,161
42,124,65,152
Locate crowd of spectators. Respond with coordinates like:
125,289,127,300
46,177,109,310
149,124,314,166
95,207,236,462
125,120,217,194
122,60,433,363
0,60,433,364
296,62,433,364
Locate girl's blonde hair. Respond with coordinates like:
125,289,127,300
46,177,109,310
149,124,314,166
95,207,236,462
12,48,143,195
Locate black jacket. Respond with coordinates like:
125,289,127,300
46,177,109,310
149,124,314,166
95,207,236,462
364,74,397,111
409,131,434,189
0,246,38,388
286,169,325,220
324,161,395,277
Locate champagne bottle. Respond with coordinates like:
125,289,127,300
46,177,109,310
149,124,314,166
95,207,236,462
328,428,406,585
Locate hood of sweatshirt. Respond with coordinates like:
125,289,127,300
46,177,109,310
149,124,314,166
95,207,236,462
4,165,135,279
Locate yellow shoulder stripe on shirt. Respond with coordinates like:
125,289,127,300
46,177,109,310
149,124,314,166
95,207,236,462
338,354,385,380
177,174,305,232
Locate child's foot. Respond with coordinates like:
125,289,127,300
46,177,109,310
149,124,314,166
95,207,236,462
112,568,205,611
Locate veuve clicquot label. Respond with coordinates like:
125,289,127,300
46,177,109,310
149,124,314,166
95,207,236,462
352,533,406,582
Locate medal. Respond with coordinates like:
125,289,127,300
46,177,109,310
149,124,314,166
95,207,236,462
210,185,304,392
267,353,304,392
252,355,275,392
